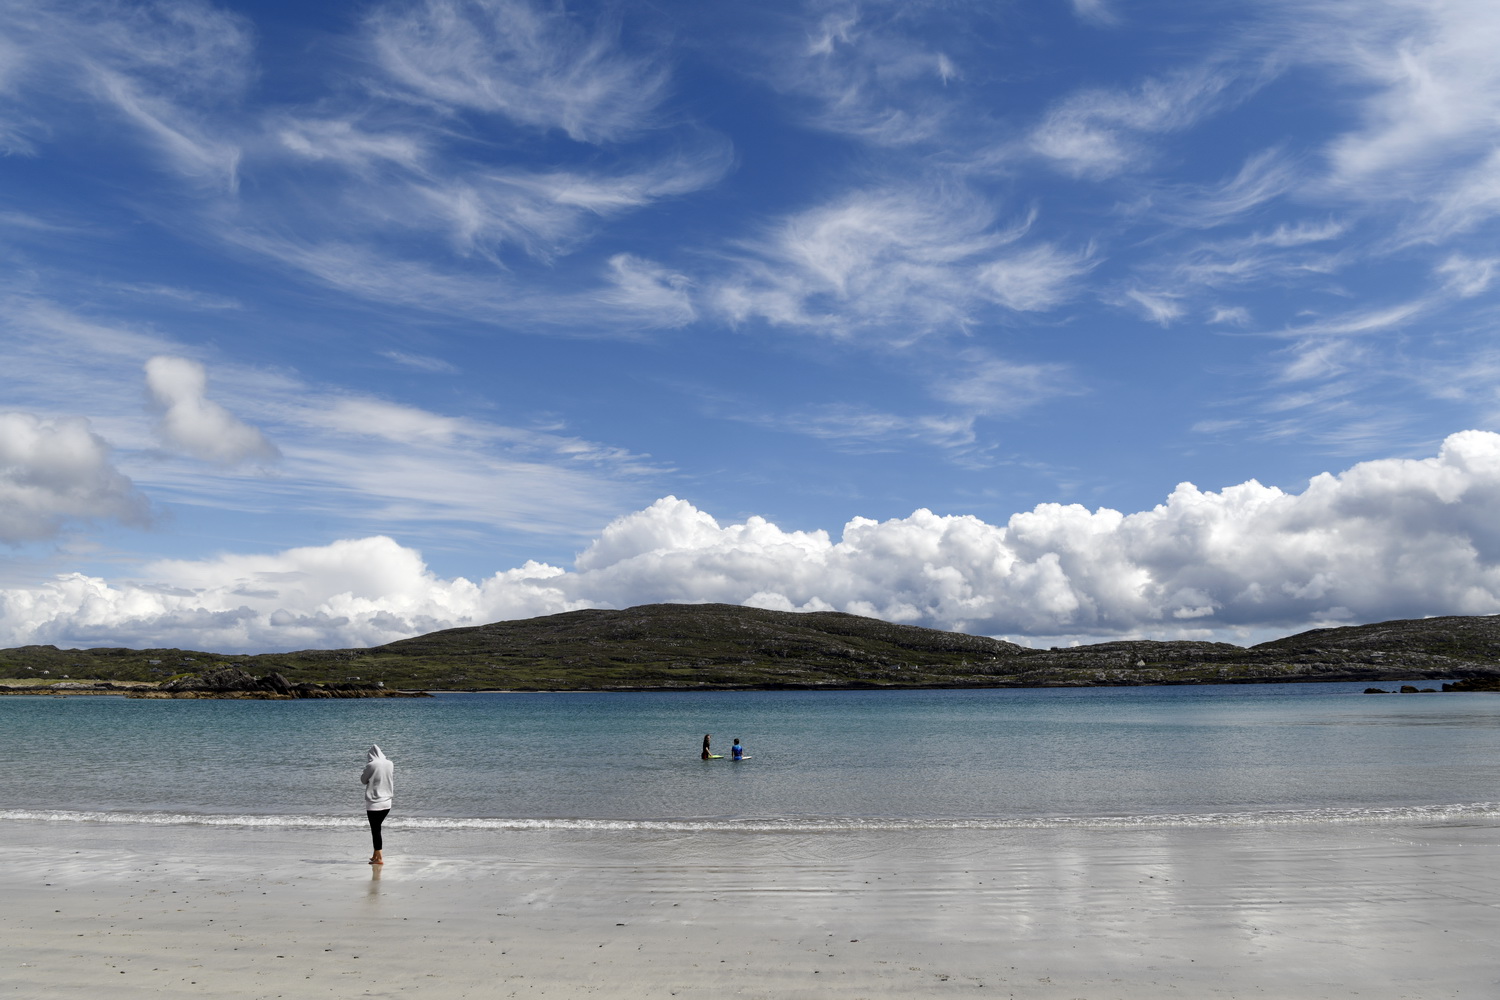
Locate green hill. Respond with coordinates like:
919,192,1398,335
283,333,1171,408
3,603,1500,691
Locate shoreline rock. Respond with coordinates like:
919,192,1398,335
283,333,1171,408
124,666,430,699
1441,677,1500,692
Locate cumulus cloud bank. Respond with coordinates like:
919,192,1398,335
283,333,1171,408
145,356,279,464
6,431,1500,651
0,412,149,543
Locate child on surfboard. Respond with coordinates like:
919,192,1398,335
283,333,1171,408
731,738,748,760
702,734,719,759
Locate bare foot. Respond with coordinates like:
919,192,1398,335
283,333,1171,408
369,852,384,865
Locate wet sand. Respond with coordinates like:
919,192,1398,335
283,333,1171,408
3,818,1497,998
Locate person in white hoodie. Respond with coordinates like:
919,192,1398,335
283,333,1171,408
360,745,394,865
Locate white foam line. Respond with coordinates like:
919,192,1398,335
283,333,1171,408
3,803,1498,833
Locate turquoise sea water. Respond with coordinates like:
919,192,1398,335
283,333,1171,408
4,684,1498,830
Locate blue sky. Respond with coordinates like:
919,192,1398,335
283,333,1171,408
3,0,1500,652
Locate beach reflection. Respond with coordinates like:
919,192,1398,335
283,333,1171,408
3,817,1495,998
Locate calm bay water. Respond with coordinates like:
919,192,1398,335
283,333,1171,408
4,683,1498,830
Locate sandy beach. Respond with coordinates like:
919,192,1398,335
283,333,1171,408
3,817,1496,999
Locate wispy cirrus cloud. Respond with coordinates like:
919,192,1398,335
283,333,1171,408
1273,299,1430,340
234,0,730,329
226,232,700,333
0,0,252,186
1422,149,1500,238
1029,65,1248,178
1141,148,1302,229
929,351,1076,417
739,402,978,454
380,349,460,375
0,0,727,336
1113,288,1185,326
1208,305,1251,326
1276,0,1500,241
716,347,1076,467
710,184,1088,341
1435,254,1499,298
1171,219,1345,284
1310,0,1500,188
1070,0,1119,28
977,243,1095,312
273,116,430,173
753,1,969,147
366,0,669,143
407,149,731,262
711,185,1002,337
108,283,242,311
595,254,695,328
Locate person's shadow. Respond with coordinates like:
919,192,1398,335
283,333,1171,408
367,864,383,898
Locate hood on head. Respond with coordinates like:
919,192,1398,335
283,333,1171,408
367,745,387,763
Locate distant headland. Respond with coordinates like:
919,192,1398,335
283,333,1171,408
2,603,1499,696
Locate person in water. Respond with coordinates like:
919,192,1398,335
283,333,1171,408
361,745,394,865
702,734,713,759
731,738,744,760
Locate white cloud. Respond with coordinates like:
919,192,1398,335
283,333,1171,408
1436,253,1498,298
1296,0,1500,236
493,149,732,212
0,0,252,185
1316,0,1500,187
145,356,279,465
0,412,148,543
531,431,1500,634
10,432,1500,650
1118,288,1185,325
1071,0,1118,27
318,398,465,444
595,254,695,328
1030,66,1240,178
220,236,519,318
1147,148,1300,229
1166,219,1347,290
89,64,241,186
381,349,459,374
713,187,986,334
0,300,661,544
1275,299,1427,339
977,244,1094,312
0,1,722,334
747,403,978,454
109,282,242,311
1424,149,1500,237
758,3,962,146
275,117,428,172
733,346,1077,463
0,31,37,155
409,153,732,263
711,185,1076,340
0,537,582,652
226,122,729,324
367,0,668,143
1276,339,1361,383
928,350,1074,417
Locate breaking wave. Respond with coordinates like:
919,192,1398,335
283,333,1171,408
3,802,1497,832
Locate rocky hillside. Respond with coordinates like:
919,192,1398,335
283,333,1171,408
3,603,1499,691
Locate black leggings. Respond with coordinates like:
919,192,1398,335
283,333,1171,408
367,809,390,850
